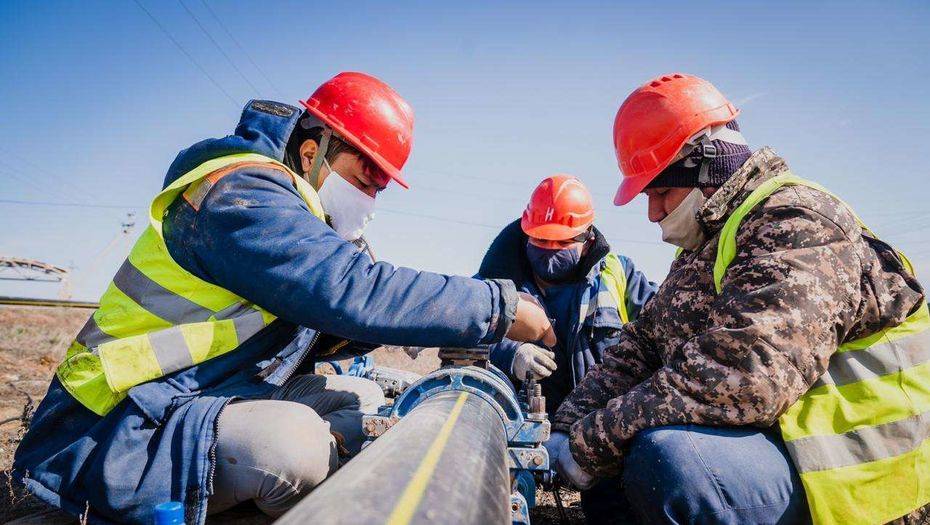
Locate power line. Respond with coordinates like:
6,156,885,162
176,0,261,96
0,198,145,210
379,207,501,229
378,207,664,246
0,150,100,204
131,0,239,107
198,0,286,99
0,165,67,202
0,198,665,246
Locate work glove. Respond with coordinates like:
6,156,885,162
555,435,595,490
512,343,557,381
543,431,569,468
506,292,557,347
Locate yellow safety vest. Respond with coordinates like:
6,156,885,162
57,153,326,416
714,172,930,525
598,253,630,323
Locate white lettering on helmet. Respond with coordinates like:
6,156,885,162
545,207,554,221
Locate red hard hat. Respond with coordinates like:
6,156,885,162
612,73,739,205
521,175,595,240
301,72,414,188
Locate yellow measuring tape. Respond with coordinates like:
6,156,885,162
385,391,469,525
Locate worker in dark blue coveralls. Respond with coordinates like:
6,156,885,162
13,72,555,524
477,174,657,523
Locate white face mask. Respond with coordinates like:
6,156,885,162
316,160,376,241
659,188,707,251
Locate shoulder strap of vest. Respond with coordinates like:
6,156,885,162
713,171,917,293
150,153,325,238
599,253,630,323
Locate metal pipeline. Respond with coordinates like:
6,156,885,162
277,390,511,525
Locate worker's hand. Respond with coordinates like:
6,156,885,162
507,292,557,347
555,437,595,490
543,431,569,468
512,343,557,381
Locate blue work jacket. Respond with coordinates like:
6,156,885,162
14,100,517,524
478,220,658,413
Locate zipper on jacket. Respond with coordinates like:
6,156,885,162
205,330,320,520
279,330,321,385
205,397,233,523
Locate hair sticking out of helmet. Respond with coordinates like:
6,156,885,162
612,73,739,206
521,175,595,241
301,72,414,188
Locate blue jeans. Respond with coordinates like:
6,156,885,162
581,425,811,525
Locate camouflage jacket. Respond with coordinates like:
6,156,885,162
552,148,925,485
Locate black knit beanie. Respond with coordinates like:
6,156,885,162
646,120,751,189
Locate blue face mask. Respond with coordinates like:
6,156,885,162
526,241,581,283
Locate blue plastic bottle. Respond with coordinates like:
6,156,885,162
154,501,184,524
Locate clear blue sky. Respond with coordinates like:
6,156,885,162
1,0,928,300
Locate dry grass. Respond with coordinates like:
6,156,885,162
0,307,88,470
0,306,584,524
0,306,89,522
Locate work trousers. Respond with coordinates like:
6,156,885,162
207,374,385,517
581,425,811,525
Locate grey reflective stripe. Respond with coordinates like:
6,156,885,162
75,315,114,349
597,289,618,310
815,330,930,389
149,328,194,375
785,410,930,473
233,311,266,344
112,260,214,324
215,301,254,321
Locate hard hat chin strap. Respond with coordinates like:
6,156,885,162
305,127,333,190
681,124,747,185
696,143,718,186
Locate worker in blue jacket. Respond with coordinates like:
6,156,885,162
478,175,657,522
480,175,657,412
13,73,554,524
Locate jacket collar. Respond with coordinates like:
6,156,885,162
478,220,611,288
163,100,302,189
698,147,790,235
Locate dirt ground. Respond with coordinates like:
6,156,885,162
0,305,584,524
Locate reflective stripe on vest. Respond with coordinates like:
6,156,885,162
713,172,930,525
597,253,630,324
57,153,326,416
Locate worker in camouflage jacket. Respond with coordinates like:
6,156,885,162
549,74,928,525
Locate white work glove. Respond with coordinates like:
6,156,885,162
512,343,557,381
555,436,595,490
544,431,569,468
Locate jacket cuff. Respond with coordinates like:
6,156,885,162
551,422,572,435
481,279,517,344
489,339,521,376
569,415,624,478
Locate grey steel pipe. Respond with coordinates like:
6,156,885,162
277,390,511,525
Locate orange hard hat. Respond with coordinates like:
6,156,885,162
612,73,739,205
521,175,595,240
301,72,414,188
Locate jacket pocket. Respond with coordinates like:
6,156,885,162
126,378,193,427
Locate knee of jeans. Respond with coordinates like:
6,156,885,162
623,426,724,520
328,376,386,413
264,404,339,490
355,379,386,413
